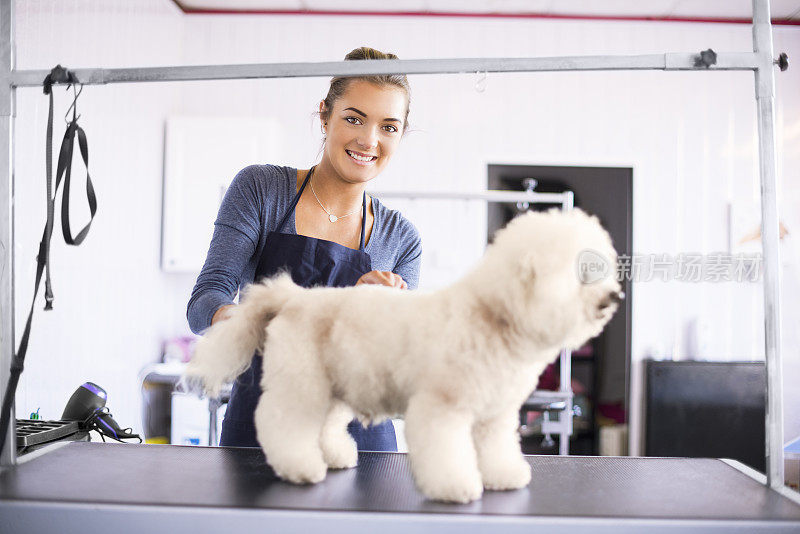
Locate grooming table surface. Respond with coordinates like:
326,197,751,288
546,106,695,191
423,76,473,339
1,442,800,533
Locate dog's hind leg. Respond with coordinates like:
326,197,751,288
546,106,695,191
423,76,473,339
320,400,358,469
254,324,331,484
473,410,531,491
404,392,483,503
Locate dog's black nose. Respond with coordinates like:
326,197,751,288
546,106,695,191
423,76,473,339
599,291,624,310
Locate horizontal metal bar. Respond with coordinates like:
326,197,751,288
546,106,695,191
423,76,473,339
369,190,570,204
666,52,760,70
9,52,761,88
526,390,575,403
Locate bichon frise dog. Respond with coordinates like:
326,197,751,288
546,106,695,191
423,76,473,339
185,208,623,503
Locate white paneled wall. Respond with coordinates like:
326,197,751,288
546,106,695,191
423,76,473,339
10,1,800,454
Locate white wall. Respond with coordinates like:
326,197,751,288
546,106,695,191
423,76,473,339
13,0,186,431
11,1,800,454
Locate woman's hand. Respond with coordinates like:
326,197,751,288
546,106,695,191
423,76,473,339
356,270,408,290
212,272,405,327
211,304,236,325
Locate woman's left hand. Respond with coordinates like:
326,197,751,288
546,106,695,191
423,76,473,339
356,270,408,290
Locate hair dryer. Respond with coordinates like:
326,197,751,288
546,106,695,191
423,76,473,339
62,382,140,442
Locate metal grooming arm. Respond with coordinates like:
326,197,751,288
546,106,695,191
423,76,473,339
0,0,786,490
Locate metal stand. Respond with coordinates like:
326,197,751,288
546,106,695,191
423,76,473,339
0,0,786,489
0,0,14,469
208,398,221,447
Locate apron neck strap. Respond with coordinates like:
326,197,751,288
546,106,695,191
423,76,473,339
359,192,366,251
278,166,368,251
276,166,314,232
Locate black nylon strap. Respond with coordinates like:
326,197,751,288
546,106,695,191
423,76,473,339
43,83,55,309
0,69,96,456
57,119,97,245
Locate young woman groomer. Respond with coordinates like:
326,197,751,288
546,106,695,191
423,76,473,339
187,47,422,452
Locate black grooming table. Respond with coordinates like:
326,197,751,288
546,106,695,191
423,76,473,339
1,442,800,533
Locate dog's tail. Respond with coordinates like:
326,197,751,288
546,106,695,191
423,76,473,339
183,273,300,397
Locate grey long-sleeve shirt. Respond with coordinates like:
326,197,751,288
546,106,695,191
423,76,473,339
187,164,422,334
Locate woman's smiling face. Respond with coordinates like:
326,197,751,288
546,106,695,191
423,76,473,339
320,80,408,185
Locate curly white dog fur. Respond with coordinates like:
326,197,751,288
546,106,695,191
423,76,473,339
185,208,622,503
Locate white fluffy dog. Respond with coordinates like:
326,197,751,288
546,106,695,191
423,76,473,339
185,208,622,503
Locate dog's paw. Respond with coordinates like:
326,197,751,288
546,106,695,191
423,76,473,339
322,438,358,470
272,457,328,485
481,458,531,491
416,471,484,503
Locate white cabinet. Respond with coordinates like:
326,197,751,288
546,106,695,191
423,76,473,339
161,116,283,272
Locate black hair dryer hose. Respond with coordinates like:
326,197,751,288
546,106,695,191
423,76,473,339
62,382,140,442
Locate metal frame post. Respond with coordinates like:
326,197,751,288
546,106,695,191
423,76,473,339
752,0,784,489
558,192,575,456
0,0,15,468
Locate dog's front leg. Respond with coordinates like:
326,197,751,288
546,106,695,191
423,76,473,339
404,393,483,503
473,410,531,491
320,400,358,469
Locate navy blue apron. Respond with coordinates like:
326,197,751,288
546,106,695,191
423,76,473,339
219,166,397,452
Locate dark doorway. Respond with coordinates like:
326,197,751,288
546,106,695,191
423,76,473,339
488,164,633,455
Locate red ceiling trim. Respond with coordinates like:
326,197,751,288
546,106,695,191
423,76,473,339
171,2,800,25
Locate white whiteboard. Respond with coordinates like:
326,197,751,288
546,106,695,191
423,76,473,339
161,116,282,272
